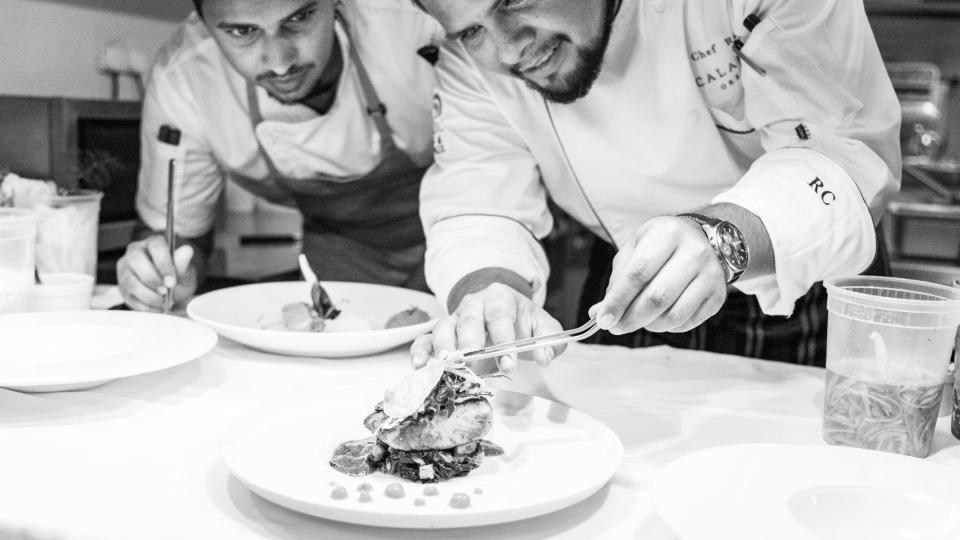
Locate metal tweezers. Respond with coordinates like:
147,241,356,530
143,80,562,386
461,316,600,362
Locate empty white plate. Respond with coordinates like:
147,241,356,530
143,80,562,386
186,282,442,357
0,310,217,392
655,443,960,540
221,388,624,528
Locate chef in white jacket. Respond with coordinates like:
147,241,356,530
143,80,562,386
410,0,900,368
117,0,440,311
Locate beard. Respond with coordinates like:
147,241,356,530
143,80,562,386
515,0,618,104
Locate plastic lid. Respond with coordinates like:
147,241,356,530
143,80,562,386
824,276,960,328
37,189,104,205
0,208,37,240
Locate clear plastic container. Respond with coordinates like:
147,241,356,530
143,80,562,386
0,208,37,314
953,279,960,441
823,276,960,457
27,190,103,278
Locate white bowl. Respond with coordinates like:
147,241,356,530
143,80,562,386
186,281,442,357
30,272,94,311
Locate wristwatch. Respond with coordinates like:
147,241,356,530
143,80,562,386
677,213,749,284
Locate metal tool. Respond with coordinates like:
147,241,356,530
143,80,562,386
158,124,181,314
461,316,601,363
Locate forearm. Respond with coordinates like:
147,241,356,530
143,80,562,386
696,202,774,281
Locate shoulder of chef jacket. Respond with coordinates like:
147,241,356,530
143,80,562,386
421,0,901,316
137,0,444,239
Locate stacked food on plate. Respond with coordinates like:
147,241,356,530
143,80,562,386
330,357,503,482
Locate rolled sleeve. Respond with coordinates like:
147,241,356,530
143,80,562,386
714,148,875,315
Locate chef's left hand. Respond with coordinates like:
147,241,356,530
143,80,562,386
591,216,728,334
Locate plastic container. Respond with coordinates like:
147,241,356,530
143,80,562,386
29,272,95,311
28,189,103,278
0,208,37,314
953,279,960,440
822,276,960,457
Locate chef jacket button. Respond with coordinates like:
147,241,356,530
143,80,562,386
652,0,666,13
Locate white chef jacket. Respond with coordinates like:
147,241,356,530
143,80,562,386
137,0,442,238
421,0,901,316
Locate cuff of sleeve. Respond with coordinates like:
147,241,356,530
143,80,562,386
713,148,876,316
425,215,550,313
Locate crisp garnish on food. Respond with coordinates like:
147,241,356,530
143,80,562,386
329,358,500,483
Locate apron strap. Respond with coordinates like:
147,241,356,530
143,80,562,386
334,10,396,151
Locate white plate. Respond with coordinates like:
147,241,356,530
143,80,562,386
0,310,217,392
655,443,960,540
186,282,441,358
221,388,624,529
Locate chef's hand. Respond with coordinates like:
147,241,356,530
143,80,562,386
592,216,728,334
409,282,566,374
116,235,197,312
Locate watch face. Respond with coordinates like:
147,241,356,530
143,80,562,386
717,222,748,269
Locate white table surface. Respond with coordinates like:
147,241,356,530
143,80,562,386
1,326,958,540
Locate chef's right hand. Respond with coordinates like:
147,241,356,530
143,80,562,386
116,235,197,312
409,283,566,374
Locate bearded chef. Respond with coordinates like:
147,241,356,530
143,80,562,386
410,0,900,369
117,0,441,311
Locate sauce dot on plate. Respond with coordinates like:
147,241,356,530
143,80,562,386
358,491,372,503
423,486,439,496
357,482,373,492
330,486,348,500
414,497,426,507
385,483,405,499
473,487,484,495
449,493,471,509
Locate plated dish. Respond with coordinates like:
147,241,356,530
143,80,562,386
330,357,502,484
186,281,442,357
221,375,624,528
0,310,217,392
655,443,960,540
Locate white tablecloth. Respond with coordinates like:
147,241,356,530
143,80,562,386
1,335,958,540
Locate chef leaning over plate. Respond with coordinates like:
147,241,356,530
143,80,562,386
410,0,900,368
117,0,442,311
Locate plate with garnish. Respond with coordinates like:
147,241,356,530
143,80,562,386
220,359,624,528
186,281,441,357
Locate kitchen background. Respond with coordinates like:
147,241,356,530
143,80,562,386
1,0,959,326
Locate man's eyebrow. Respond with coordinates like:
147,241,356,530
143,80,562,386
215,1,319,29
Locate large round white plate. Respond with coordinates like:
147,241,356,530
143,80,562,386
0,310,217,392
221,388,624,529
186,282,441,358
655,443,960,540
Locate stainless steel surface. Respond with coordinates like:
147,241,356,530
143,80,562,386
163,159,175,314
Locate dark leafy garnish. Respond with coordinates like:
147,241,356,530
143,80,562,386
310,281,340,320
420,371,490,420
380,441,491,483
